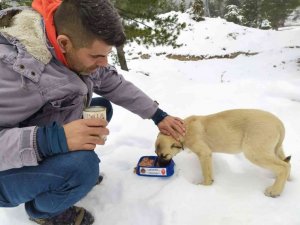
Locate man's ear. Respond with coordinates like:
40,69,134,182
56,34,73,53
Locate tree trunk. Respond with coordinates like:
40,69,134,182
204,0,210,17
116,44,129,71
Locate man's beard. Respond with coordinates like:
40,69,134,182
79,67,99,75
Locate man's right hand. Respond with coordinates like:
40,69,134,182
63,118,109,151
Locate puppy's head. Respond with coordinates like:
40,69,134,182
155,133,183,166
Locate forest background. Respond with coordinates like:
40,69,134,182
0,0,299,71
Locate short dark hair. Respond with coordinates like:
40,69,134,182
54,0,126,48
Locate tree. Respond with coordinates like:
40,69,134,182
225,0,241,7
179,0,186,13
16,0,32,6
260,19,272,29
241,0,259,27
191,0,205,21
210,0,227,17
224,4,243,24
208,1,218,17
203,0,211,17
0,0,32,7
0,2,10,10
260,0,300,30
113,0,186,70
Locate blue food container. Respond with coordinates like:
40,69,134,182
135,156,175,177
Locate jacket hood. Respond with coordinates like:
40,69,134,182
32,0,68,66
0,7,52,64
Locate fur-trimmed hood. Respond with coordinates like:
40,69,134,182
0,7,52,64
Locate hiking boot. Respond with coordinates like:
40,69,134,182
30,206,94,225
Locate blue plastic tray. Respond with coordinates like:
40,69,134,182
135,156,175,177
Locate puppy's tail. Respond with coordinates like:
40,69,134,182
284,156,292,182
284,155,291,163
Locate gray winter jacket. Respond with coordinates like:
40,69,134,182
0,8,158,171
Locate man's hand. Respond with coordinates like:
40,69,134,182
63,118,109,151
157,116,185,141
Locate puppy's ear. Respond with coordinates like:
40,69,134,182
177,136,185,150
178,135,185,143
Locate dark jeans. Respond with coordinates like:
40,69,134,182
0,97,113,219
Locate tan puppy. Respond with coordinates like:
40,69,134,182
155,109,291,197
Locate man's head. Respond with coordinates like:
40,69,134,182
54,0,126,74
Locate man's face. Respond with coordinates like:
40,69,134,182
65,39,112,75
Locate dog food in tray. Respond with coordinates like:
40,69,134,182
135,156,175,177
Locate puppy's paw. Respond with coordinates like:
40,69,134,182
264,186,281,198
201,179,214,186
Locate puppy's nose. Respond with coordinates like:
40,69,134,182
156,153,164,158
159,153,168,159
157,156,171,167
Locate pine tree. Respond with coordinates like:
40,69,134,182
0,0,32,7
260,0,300,30
212,0,226,17
17,0,32,6
203,0,211,17
112,0,186,70
191,0,205,21
114,0,185,48
224,4,243,24
179,0,186,13
208,1,218,17
241,0,259,27
260,19,272,29
225,0,241,7
0,2,10,10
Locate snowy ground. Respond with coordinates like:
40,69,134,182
1,12,300,225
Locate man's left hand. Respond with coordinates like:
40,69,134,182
157,116,186,141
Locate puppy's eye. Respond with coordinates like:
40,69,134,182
171,144,181,149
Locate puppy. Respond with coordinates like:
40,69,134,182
155,109,291,197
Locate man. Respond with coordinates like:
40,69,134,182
0,0,185,224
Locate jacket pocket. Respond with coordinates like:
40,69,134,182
0,49,17,65
20,95,85,127
49,96,82,111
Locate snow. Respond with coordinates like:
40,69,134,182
1,12,300,225
285,6,300,27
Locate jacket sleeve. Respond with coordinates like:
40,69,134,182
0,52,44,171
0,127,39,171
91,66,159,119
